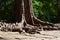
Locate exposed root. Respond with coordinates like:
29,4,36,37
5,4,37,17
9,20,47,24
23,24,41,34
0,18,59,34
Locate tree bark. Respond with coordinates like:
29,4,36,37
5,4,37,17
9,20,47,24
24,0,56,27
1,0,59,33
13,0,58,33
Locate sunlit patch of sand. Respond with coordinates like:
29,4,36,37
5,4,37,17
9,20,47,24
0,30,60,40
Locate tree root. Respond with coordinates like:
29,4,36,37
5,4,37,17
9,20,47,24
33,16,59,29
0,20,60,34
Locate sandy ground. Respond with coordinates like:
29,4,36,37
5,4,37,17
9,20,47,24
0,30,60,40
0,23,60,40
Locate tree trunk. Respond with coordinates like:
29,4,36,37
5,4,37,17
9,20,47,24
13,0,58,33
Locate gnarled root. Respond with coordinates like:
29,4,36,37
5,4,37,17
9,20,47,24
23,24,40,34
32,16,59,30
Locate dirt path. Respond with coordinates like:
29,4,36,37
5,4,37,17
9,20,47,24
0,31,60,40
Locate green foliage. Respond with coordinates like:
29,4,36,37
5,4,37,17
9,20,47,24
0,0,58,23
0,0,14,20
32,0,58,23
